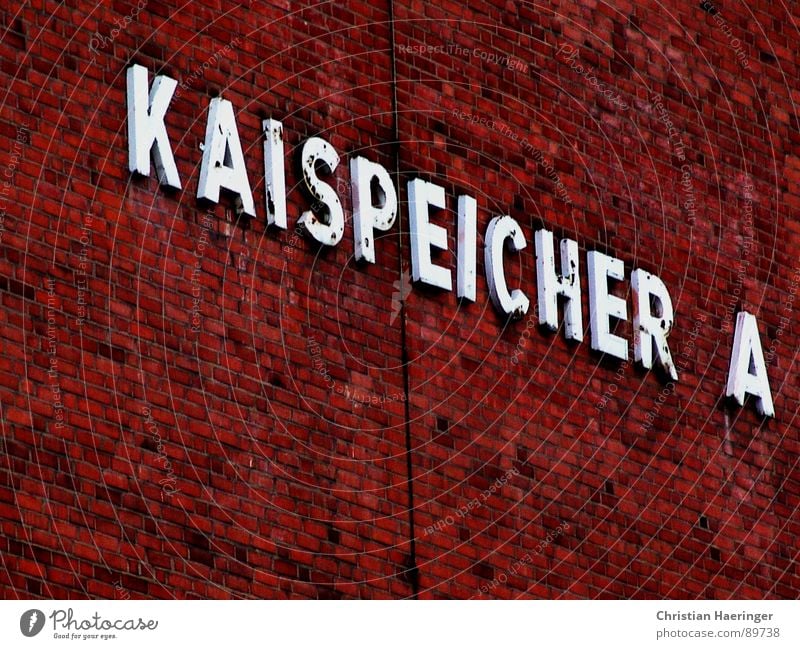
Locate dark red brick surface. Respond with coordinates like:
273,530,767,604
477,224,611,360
0,0,798,598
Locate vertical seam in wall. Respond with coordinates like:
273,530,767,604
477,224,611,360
387,0,419,598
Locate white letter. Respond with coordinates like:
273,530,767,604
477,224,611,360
350,156,397,263
587,250,627,360
263,119,286,228
534,229,582,341
726,312,774,416
408,179,451,290
485,215,529,319
457,195,477,301
298,137,344,246
198,98,255,217
631,269,678,380
126,64,181,188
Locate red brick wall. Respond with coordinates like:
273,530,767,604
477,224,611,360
1,0,798,599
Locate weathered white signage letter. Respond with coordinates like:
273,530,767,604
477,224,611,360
631,269,678,380
198,98,255,217
408,179,451,290
263,119,286,228
535,229,582,341
298,137,345,246
588,251,628,360
457,195,477,302
485,215,529,319
351,157,397,263
726,311,774,416
126,64,181,189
